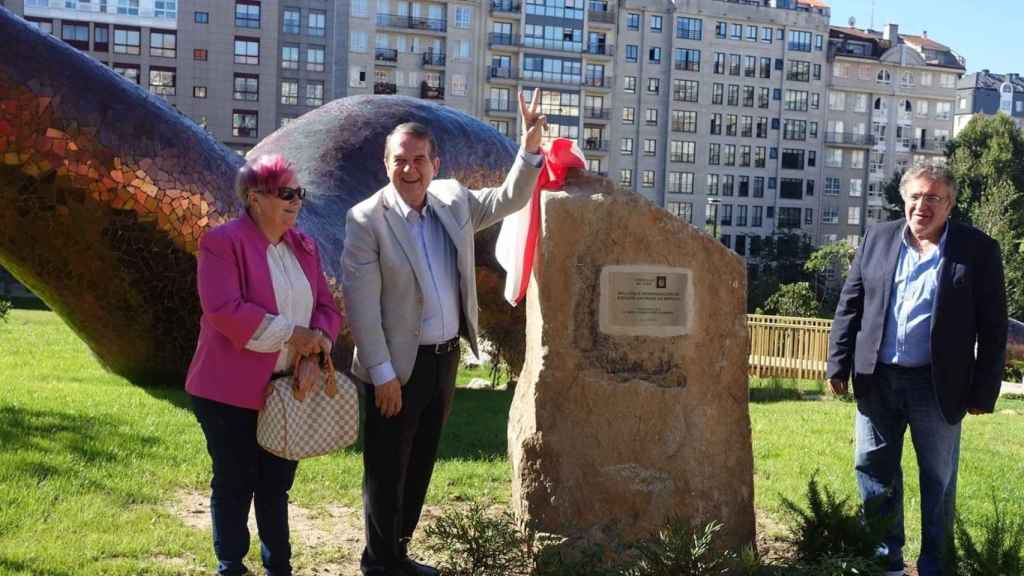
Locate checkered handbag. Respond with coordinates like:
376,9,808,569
257,353,359,461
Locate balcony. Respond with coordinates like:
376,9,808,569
421,51,446,67
911,138,948,154
584,107,610,120
588,5,615,26
522,37,583,54
671,122,695,133
523,71,582,87
375,48,398,64
488,66,519,81
583,43,614,58
377,13,446,33
582,139,608,153
373,82,397,95
824,132,876,147
490,0,521,15
486,99,514,114
583,74,613,89
674,61,699,73
488,32,520,48
421,82,444,100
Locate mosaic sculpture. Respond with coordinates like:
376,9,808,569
0,7,517,384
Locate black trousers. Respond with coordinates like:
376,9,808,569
360,346,459,573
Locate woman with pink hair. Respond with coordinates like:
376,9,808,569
185,154,343,576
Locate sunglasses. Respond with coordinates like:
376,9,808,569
268,186,306,201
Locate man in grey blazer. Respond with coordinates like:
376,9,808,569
827,163,1007,576
341,90,546,576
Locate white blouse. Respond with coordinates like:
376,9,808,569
245,241,314,373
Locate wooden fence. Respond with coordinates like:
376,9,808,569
747,314,831,381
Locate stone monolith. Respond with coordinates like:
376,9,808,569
508,175,754,552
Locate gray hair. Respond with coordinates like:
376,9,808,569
899,162,958,203
384,122,438,161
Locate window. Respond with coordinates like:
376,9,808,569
675,48,700,72
752,206,763,227
232,110,258,138
112,63,140,84
762,27,772,43
829,91,846,111
649,47,662,64
671,141,695,164
806,179,815,196
738,176,750,198
60,21,90,50
148,67,176,96
850,179,863,197
490,120,509,137
782,148,805,170
935,102,952,120
620,169,633,187
744,55,756,77
306,46,325,72
788,30,812,52
154,0,177,19
940,74,956,88
710,114,722,135
117,0,139,15
235,2,261,29
645,108,658,125
780,179,803,200
815,34,824,51
712,83,724,105
747,25,757,42
729,54,740,76
351,0,368,17
234,37,259,65
707,174,720,196
650,15,662,33
760,57,771,79
624,76,637,93
193,85,207,99
753,179,764,199
282,8,300,34
193,48,208,61
810,94,820,110
730,23,741,40
625,45,638,63
715,21,726,39
673,79,699,102
723,144,736,166
848,207,861,226
627,13,640,31
349,66,366,87
756,117,768,138
620,137,634,155
281,80,298,105
642,170,655,188
721,205,733,226
851,150,865,169
233,74,259,101
805,208,814,226
306,80,324,106
737,205,748,227
94,25,109,51
813,64,822,81
644,138,657,157
714,53,726,75
727,84,739,106
113,27,141,55
281,44,299,69
26,18,53,35
647,78,660,94
622,107,635,124
788,61,810,82
455,6,472,29
150,30,176,58
823,206,839,224
741,115,753,137
778,207,802,229
667,201,693,223
194,11,209,24
759,88,770,109
672,110,697,133
826,149,843,168
783,119,807,141
785,90,808,111
740,145,751,166
877,69,892,84
708,143,720,165
450,74,467,97
726,114,737,136
350,30,368,53
676,16,702,41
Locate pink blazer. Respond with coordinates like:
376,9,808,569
185,214,343,410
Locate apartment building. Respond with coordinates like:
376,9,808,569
13,0,347,152
955,70,1024,134
824,24,963,244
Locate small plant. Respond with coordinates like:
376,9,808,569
0,297,10,322
422,502,533,576
948,499,1024,576
624,519,735,576
780,475,890,566
533,536,626,576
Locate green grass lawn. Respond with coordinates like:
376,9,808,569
1,310,1022,575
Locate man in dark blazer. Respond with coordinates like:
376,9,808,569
827,163,1007,576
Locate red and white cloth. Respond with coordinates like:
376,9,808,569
496,138,586,306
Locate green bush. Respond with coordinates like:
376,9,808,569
0,298,10,322
422,503,533,576
624,520,734,576
948,500,1024,576
780,475,890,566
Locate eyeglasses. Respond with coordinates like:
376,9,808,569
271,186,306,201
906,193,947,206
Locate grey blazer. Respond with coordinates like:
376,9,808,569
341,152,540,386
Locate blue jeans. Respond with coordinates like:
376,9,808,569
192,395,299,576
854,364,961,576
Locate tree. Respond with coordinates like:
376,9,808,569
947,114,1024,318
804,241,855,315
761,282,822,318
882,169,905,221
747,232,816,313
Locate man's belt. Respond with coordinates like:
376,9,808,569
419,337,460,355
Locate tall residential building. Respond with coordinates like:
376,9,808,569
13,0,348,153
955,70,1024,134
824,24,964,244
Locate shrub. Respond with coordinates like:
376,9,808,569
780,475,890,565
624,519,735,576
0,298,9,322
947,500,1024,576
421,503,533,576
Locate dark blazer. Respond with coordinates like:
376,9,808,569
827,219,1007,424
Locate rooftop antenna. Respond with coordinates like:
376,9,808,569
870,0,875,30
849,16,856,28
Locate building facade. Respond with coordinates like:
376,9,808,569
955,70,1024,134
823,23,964,244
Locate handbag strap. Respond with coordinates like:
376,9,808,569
291,352,338,401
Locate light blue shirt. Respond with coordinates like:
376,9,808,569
368,189,460,386
879,224,948,367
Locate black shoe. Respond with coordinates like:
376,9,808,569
395,557,440,576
